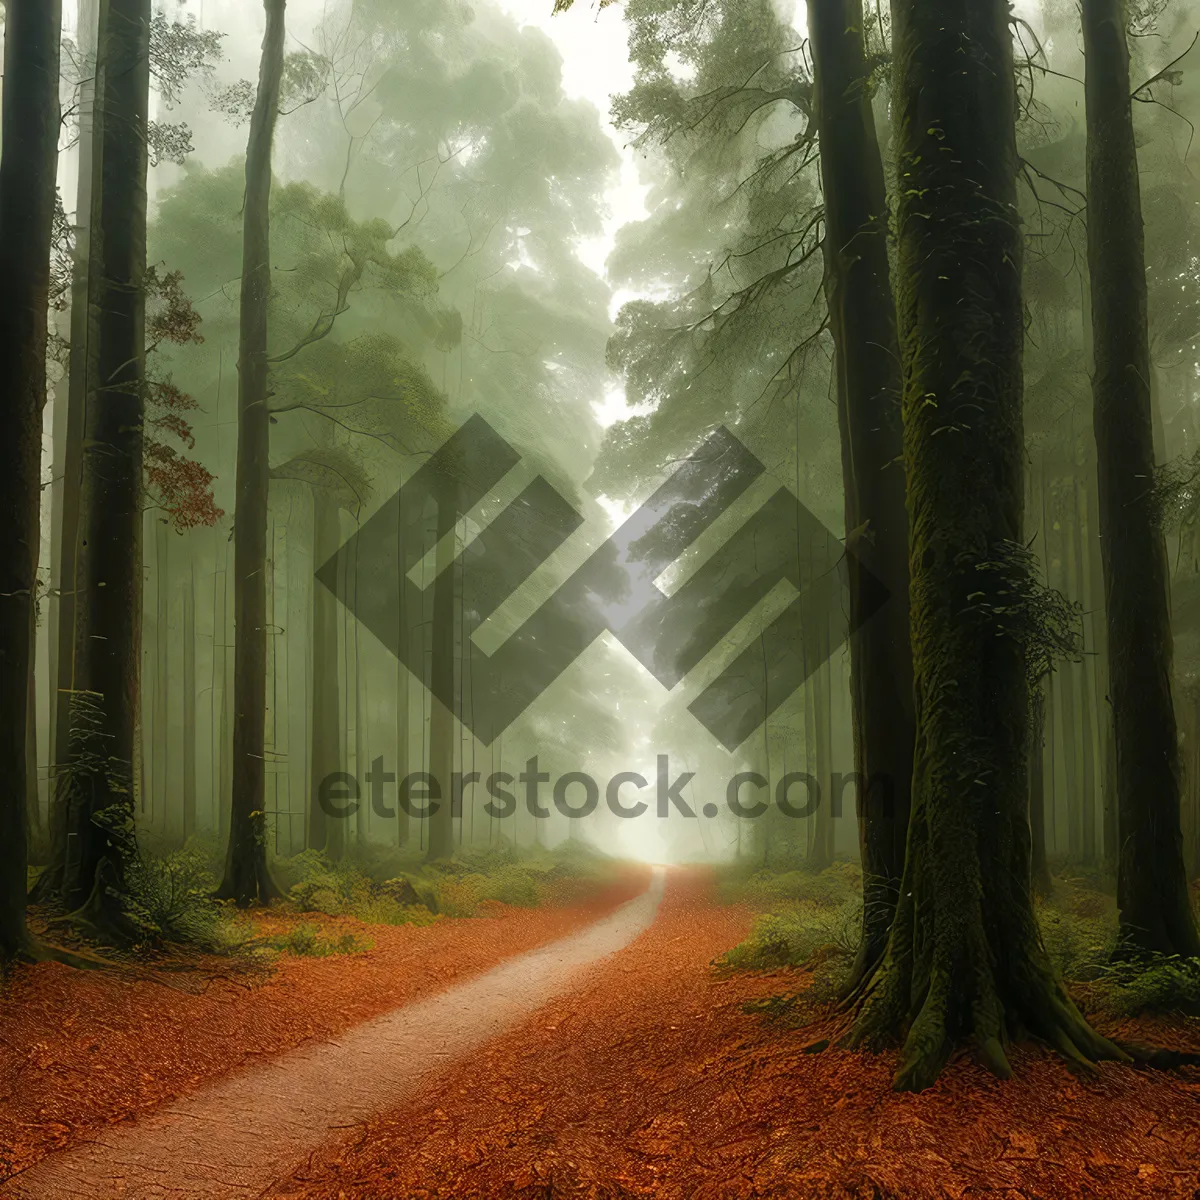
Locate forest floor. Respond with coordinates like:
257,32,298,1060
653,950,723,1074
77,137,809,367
0,864,649,1188
261,868,1200,1200
5,866,1200,1199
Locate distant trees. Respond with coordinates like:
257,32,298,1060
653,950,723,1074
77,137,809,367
1082,0,1200,958
0,0,64,960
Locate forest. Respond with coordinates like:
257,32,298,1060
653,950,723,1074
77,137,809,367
2,0,1200,1196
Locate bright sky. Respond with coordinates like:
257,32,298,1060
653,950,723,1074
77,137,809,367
490,0,655,429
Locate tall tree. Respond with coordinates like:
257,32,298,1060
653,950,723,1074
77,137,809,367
846,0,1125,1090
1082,0,1200,958
55,0,153,924
808,0,913,984
219,0,288,906
51,0,99,782
0,0,64,959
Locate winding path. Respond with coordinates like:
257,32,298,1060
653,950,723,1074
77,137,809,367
6,868,666,1199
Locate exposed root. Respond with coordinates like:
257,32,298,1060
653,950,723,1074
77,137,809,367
1114,1041,1200,1070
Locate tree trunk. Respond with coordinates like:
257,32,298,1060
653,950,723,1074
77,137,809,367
182,559,197,842
1072,475,1098,864
26,607,43,866
51,0,99,787
54,0,152,928
425,499,456,861
309,489,343,857
396,636,409,848
1030,686,1052,898
220,0,287,906
1051,485,1081,860
809,0,914,985
0,0,63,959
846,0,1125,1091
1083,0,1200,957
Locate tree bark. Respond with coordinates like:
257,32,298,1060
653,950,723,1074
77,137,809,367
846,0,1124,1091
809,0,914,983
0,0,63,958
1030,686,1052,898
220,0,287,906
309,489,343,857
54,0,152,927
1072,474,1098,864
26,604,45,865
1083,0,1200,956
51,0,99,785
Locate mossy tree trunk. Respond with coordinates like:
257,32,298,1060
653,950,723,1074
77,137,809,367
1082,0,1200,956
809,0,914,984
0,0,63,959
1030,686,1052,898
220,0,287,906
846,0,1126,1091
51,0,98,785
1072,475,1098,864
55,0,151,929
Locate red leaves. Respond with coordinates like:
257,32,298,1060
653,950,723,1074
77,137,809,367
142,267,221,531
146,266,204,349
144,439,223,531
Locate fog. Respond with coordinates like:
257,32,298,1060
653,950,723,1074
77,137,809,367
27,0,1200,879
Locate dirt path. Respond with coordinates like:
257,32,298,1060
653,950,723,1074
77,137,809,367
2,869,664,1199
0,866,648,1180
265,869,1200,1200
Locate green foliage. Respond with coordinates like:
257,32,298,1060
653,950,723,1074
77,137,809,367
269,841,608,923
278,851,436,925
1033,876,1118,982
715,861,862,911
716,897,862,974
1089,956,1200,1017
268,923,369,958
1031,882,1200,1016
123,843,245,955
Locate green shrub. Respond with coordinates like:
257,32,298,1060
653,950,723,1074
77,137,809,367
717,897,862,974
1089,955,1200,1017
268,923,368,957
346,894,437,927
483,867,543,908
431,872,488,917
124,844,246,955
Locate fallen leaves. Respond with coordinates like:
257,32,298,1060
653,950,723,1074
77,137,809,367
0,867,648,1182
263,869,1200,1200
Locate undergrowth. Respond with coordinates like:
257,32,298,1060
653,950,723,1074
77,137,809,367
123,839,247,954
274,838,612,923
717,859,1200,1024
267,923,369,958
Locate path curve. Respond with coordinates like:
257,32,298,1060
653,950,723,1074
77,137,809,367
5,867,666,1200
